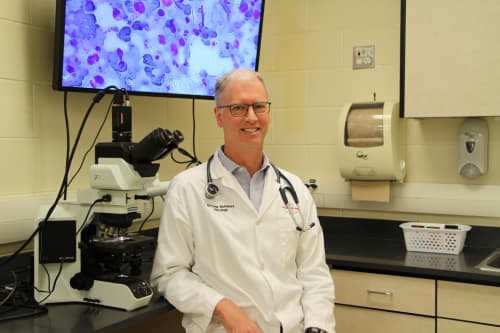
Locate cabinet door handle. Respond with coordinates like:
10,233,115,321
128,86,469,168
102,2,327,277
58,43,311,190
367,289,393,296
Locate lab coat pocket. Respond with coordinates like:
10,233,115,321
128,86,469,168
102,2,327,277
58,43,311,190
279,218,300,264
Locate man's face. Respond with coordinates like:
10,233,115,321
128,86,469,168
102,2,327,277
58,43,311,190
214,78,270,152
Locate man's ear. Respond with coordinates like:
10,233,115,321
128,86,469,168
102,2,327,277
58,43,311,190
214,107,223,128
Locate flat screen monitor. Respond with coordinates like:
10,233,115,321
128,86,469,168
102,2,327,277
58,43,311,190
52,0,265,99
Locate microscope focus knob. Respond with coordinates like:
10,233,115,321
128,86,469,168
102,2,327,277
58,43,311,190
70,272,94,290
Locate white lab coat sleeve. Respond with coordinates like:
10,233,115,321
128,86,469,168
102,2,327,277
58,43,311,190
294,181,336,333
150,179,224,332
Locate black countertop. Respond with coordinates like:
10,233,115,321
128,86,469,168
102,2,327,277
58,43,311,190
0,296,173,333
322,217,500,286
1,217,499,332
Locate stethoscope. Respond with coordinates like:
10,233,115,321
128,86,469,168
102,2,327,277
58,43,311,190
205,155,315,232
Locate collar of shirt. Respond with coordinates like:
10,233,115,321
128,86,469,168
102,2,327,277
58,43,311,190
217,147,270,210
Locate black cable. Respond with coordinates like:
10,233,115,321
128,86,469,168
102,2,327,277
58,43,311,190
38,261,64,304
170,148,200,166
67,94,114,188
166,98,202,168
36,263,52,297
0,86,119,270
38,191,108,304
138,198,155,232
63,91,70,200
191,98,198,162
76,195,111,235
0,271,17,307
33,263,50,294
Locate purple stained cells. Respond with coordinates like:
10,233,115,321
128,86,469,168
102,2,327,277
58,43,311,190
158,34,166,45
219,0,230,16
84,1,95,11
112,7,122,20
200,27,217,40
61,0,263,95
143,54,154,65
151,73,165,86
175,1,192,15
116,61,127,72
94,75,104,85
118,26,132,42
239,1,248,13
165,19,176,33
134,1,146,14
87,53,99,65
75,13,98,38
170,43,178,56
131,20,149,30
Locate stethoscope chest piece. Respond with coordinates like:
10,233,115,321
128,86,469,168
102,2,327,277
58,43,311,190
205,183,219,199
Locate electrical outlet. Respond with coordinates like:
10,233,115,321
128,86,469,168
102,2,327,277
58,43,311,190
353,45,375,69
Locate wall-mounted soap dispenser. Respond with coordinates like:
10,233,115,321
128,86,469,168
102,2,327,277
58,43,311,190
458,118,488,179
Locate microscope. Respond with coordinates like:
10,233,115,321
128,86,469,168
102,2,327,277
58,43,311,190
33,93,183,310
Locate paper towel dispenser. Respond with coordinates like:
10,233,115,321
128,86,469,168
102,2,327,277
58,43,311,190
338,101,406,181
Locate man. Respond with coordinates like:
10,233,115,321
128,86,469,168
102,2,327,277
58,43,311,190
151,68,335,333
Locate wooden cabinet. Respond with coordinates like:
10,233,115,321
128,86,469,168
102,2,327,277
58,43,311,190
120,271,500,333
332,269,500,333
332,269,435,333
437,318,500,333
335,305,434,333
437,281,500,332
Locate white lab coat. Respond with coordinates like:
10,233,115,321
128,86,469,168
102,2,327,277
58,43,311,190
151,153,335,333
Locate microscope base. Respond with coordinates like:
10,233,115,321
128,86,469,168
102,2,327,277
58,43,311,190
79,275,153,311
34,272,153,311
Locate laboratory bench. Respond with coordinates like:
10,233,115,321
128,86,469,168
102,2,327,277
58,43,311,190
0,217,499,332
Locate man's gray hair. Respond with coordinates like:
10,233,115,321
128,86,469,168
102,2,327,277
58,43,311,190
214,68,269,106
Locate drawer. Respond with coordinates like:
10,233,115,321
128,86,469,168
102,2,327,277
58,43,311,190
331,269,435,316
437,318,500,333
335,305,435,333
438,280,500,326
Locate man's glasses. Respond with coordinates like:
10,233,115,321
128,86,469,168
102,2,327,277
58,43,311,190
217,102,271,117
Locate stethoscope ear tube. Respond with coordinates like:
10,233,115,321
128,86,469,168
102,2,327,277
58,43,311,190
205,154,314,231
271,164,299,206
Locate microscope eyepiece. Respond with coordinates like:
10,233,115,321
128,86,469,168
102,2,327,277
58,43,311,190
129,128,184,163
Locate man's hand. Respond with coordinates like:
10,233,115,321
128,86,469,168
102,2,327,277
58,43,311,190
214,298,262,333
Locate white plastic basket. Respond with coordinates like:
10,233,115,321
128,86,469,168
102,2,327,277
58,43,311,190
400,222,471,255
